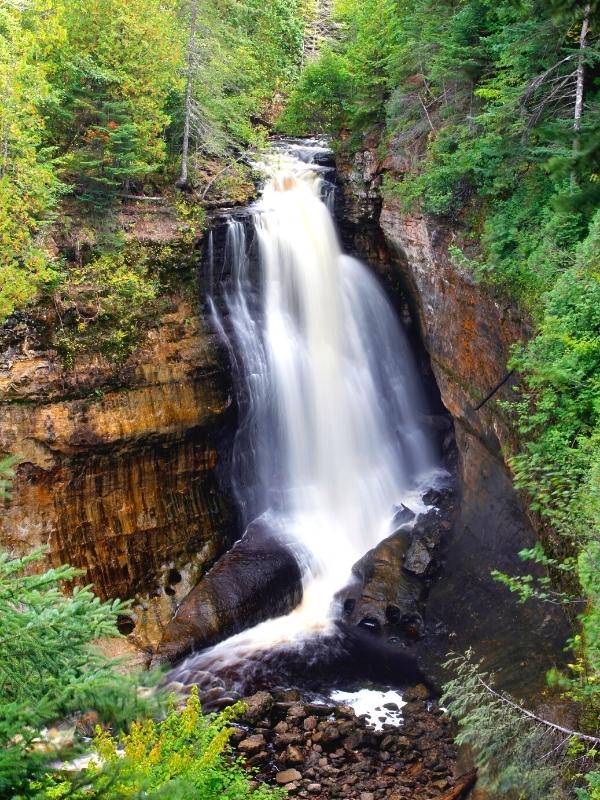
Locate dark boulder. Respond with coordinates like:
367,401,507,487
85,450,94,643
152,519,303,666
338,529,423,642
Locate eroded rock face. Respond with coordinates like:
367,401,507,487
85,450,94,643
340,531,424,640
0,297,237,646
336,136,569,694
338,133,529,460
379,202,531,458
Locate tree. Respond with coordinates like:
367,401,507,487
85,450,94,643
0,549,159,797
178,0,199,188
173,0,307,188
46,0,183,207
442,651,600,800
0,0,60,321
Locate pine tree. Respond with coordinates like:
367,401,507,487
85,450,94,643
442,651,600,800
0,549,158,796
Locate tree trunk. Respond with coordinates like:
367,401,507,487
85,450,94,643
572,3,590,188
178,0,198,189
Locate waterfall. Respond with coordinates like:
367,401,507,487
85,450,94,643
174,141,435,676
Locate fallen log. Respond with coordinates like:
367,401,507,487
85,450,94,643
440,770,478,800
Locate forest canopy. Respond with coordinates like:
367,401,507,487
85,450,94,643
0,0,310,322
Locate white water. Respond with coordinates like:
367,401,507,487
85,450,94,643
173,142,436,676
330,689,406,731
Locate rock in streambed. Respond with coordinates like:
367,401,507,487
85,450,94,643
152,519,303,666
227,687,471,799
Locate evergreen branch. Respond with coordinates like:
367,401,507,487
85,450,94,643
474,675,600,745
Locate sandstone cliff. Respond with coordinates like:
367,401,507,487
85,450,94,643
336,136,568,693
0,293,236,651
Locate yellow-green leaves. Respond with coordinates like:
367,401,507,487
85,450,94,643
0,1,61,321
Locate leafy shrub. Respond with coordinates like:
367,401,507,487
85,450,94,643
54,249,161,364
277,48,353,136
32,688,284,799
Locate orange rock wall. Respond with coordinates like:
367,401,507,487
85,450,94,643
0,299,236,618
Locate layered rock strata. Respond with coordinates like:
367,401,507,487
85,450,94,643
0,297,236,647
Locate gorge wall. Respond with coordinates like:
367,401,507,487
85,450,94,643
336,135,568,694
0,229,238,650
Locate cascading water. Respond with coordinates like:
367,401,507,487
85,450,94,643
170,140,438,688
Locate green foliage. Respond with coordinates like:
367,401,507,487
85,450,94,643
0,455,20,501
0,549,159,797
577,770,600,800
0,0,61,322
54,249,161,365
278,49,353,136
279,0,400,136
499,213,600,695
284,0,599,307
32,687,284,800
442,652,575,800
67,99,155,214
171,0,307,178
47,0,183,208
0,0,311,325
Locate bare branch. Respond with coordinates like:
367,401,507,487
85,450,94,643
476,676,600,745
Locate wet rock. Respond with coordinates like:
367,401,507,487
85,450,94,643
210,673,458,797
346,531,422,635
344,730,365,751
246,751,269,767
153,520,303,665
275,732,304,748
333,705,355,720
242,691,274,724
201,686,227,706
211,695,238,710
403,539,432,576
238,734,266,754
288,703,307,720
305,703,336,716
276,688,301,702
422,488,445,507
404,684,430,701
304,716,318,732
286,745,305,764
276,768,302,785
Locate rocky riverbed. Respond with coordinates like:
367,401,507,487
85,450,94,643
231,687,476,800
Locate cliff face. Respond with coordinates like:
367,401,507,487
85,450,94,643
337,140,568,692
337,137,531,462
0,295,236,649
379,201,532,456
